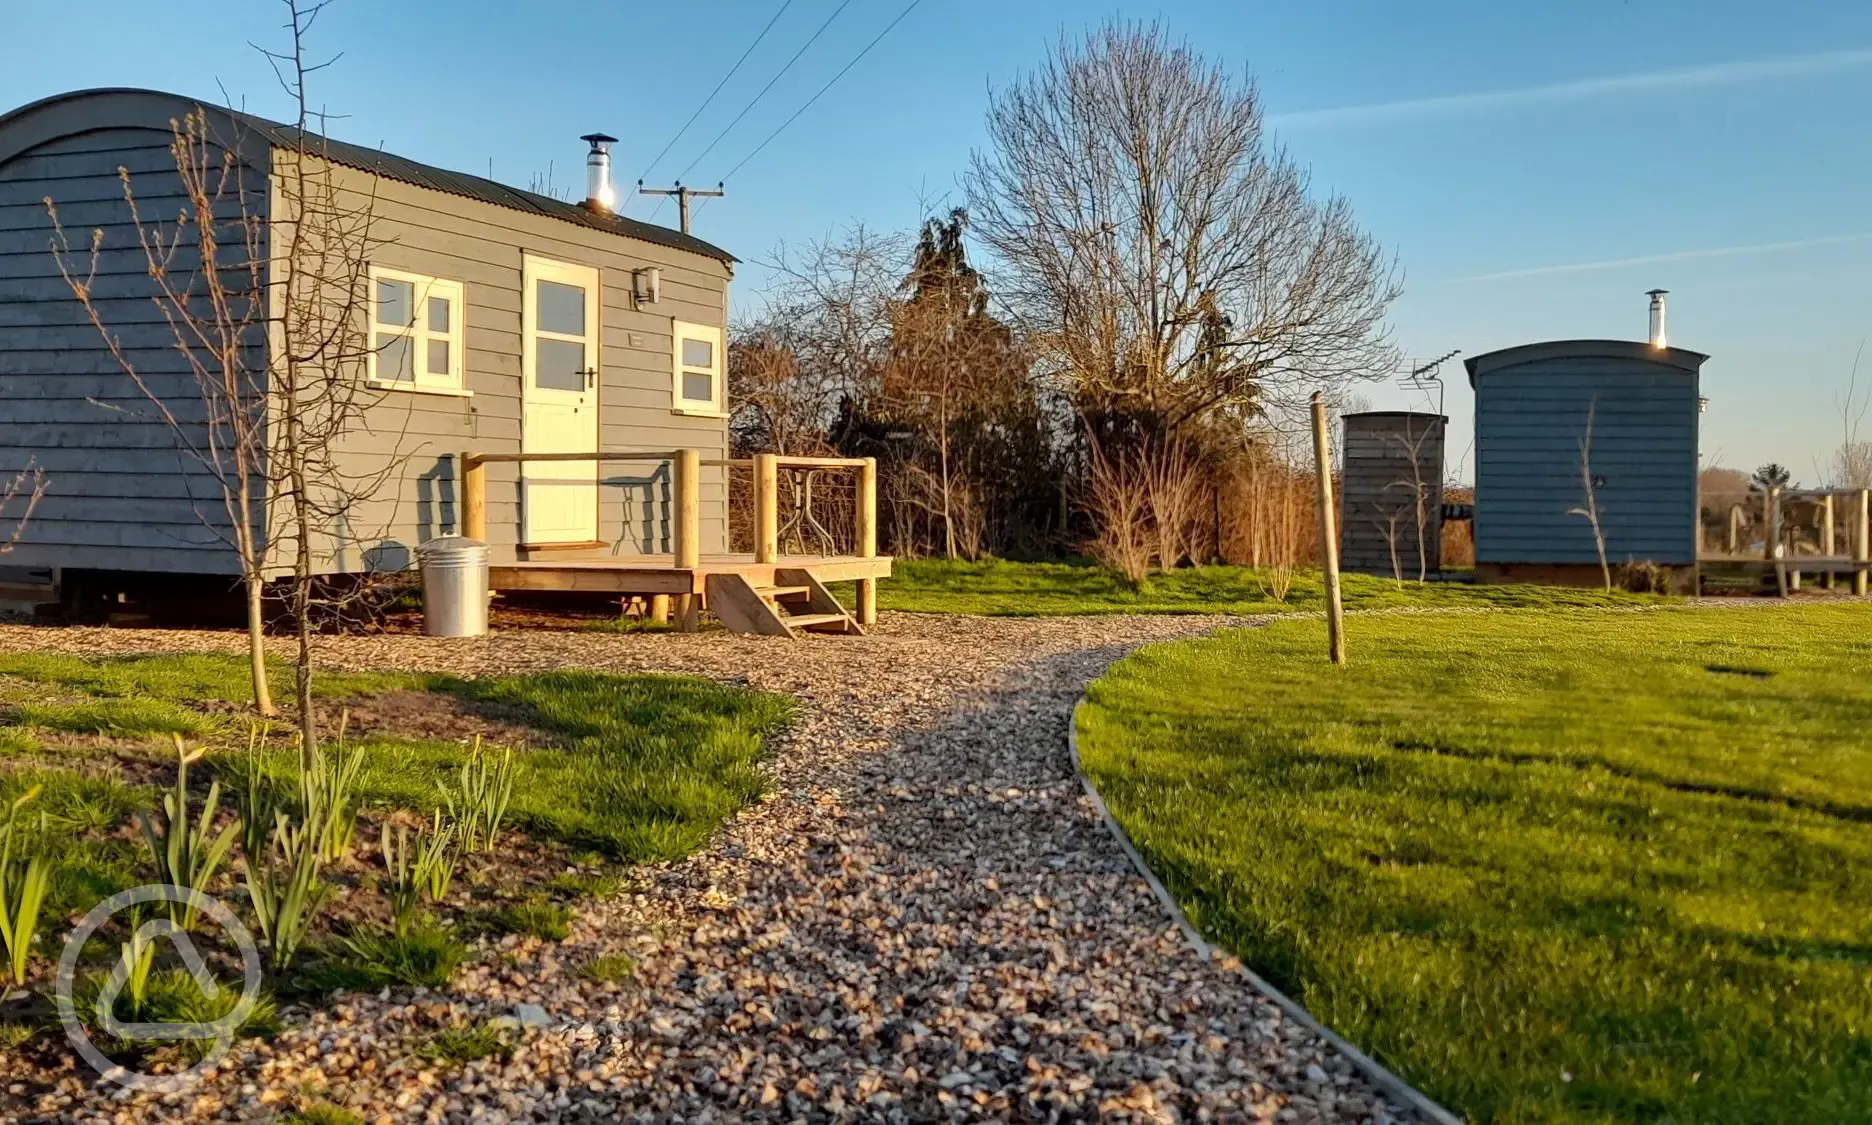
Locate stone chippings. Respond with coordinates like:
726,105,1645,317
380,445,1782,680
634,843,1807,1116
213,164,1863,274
0,615,1415,1124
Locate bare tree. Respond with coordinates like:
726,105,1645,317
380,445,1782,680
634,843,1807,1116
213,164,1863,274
46,0,395,745
1830,344,1872,489
47,107,278,716
966,22,1400,438
261,0,399,753
1568,397,1611,591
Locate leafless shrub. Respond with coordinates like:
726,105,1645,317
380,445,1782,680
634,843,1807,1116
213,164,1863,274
1617,559,1672,594
1085,444,1154,584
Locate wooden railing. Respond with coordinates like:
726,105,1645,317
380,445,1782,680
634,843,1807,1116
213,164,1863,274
753,454,879,624
1762,486,1871,595
457,449,879,627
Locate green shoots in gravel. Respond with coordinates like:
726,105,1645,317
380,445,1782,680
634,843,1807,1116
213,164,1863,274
478,900,573,943
580,952,637,984
416,1018,512,1065
301,918,467,993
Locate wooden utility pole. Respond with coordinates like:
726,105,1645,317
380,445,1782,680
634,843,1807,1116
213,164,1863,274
637,180,724,235
1310,392,1347,665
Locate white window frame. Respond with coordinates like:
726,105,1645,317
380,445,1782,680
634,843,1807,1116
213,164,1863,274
367,265,469,396
671,319,725,416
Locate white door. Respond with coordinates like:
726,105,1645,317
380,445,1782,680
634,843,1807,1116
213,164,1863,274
521,256,601,544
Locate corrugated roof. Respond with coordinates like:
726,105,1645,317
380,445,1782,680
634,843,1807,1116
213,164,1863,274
1465,339,1709,386
0,88,735,264
234,112,737,265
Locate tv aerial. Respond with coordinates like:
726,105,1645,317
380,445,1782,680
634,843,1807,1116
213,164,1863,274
1397,348,1461,416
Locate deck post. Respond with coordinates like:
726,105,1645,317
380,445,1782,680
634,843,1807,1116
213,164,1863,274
855,456,878,626
461,454,487,542
674,448,701,632
754,453,779,564
1858,489,1870,596
1768,486,1787,597
1823,493,1837,589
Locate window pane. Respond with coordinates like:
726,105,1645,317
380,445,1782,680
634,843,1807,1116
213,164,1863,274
376,332,413,382
681,337,714,369
535,338,586,392
427,338,451,377
536,280,585,335
682,371,713,404
376,279,415,328
427,295,451,333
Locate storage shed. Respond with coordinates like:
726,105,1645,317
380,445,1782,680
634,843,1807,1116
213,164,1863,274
1339,411,1446,578
1466,339,1707,588
0,88,736,595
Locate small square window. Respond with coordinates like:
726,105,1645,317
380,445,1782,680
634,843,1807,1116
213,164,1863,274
671,319,723,415
368,267,465,394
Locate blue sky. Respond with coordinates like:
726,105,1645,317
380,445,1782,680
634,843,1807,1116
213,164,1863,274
6,0,1869,479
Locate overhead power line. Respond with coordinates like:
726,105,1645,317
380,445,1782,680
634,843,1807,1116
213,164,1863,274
710,0,925,187
635,0,796,187
670,0,855,184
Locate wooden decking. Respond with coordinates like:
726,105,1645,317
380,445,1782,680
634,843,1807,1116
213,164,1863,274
489,553,893,596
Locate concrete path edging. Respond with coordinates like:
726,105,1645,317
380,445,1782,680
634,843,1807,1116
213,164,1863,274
1067,698,1465,1125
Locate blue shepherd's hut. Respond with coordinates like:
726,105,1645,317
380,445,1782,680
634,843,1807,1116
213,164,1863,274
1466,334,1707,591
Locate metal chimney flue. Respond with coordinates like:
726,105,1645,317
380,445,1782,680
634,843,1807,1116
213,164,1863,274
1646,288,1668,349
580,133,618,213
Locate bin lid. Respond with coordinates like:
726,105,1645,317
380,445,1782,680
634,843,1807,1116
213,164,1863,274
417,535,488,556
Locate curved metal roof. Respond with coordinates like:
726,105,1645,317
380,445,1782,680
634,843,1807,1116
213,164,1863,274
1464,339,1708,386
0,88,736,265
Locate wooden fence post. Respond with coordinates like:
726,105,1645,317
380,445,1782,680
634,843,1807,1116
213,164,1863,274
754,453,779,564
461,454,487,542
856,456,878,626
673,448,701,631
1310,393,1346,665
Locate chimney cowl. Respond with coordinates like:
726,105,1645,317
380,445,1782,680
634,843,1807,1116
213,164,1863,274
580,132,618,213
1646,288,1668,349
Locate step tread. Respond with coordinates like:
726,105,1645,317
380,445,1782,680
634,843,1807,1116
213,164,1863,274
780,612,853,628
752,584,812,599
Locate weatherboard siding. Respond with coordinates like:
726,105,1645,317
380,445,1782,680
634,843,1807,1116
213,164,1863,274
1473,353,1700,566
305,157,733,570
0,120,267,575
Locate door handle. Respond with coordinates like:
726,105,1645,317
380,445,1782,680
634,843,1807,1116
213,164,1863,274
583,367,597,391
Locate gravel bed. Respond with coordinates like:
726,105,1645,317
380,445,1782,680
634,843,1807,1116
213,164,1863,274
1,614,1416,1124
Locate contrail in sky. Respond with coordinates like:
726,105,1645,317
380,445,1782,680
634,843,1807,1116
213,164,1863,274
1458,233,1872,282
1270,47,1872,129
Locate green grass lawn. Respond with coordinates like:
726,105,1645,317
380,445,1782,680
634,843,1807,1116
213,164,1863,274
863,557,1666,616
0,653,791,884
1077,605,1872,1125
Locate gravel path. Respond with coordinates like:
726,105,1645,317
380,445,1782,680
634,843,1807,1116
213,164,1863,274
4,615,1416,1124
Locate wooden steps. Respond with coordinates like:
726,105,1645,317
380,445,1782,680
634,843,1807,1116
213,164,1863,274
704,567,865,638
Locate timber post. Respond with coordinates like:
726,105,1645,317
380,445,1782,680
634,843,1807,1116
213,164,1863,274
1310,392,1347,665
1823,493,1837,589
461,454,487,542
754,453,779,564
1768,486,1787,597
673,448,701,631
855,456,878,626
1858,489,1870,596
